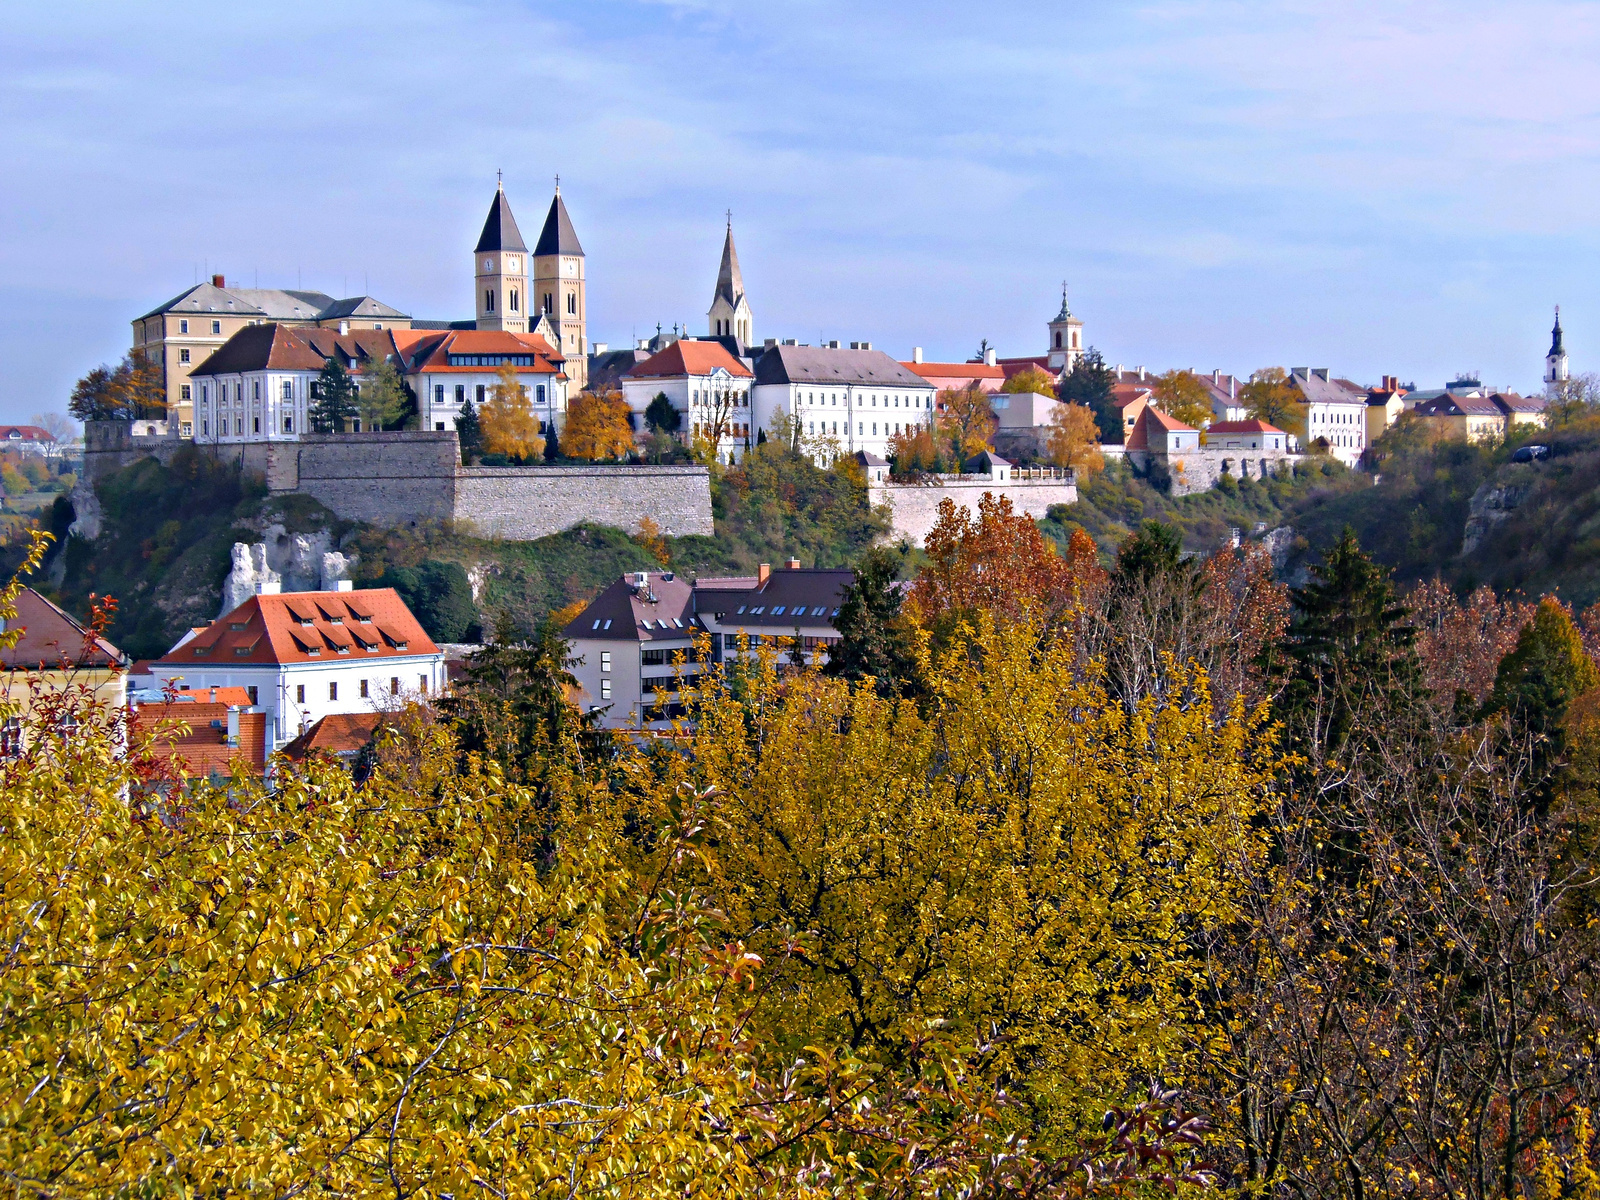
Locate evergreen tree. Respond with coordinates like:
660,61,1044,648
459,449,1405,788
644,392,682,434
376,560,480,643
542,418,560,461
1484,598,1600,790
357,357,407,432
756,428,767,445
309,357,358,433
1058,346,1119,443
1275,527,1427,760
455,398,482,463
823,545,921,697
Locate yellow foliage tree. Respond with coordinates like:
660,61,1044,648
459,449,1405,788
1002,365,1057,394
479,360,543,460
1046,401,1105,476
1152,369,1214,435
936,383,996,460
1239,366,1307,440
563,390,635,461
614,611,1273,1154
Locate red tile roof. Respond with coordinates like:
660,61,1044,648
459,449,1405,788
399,329,563,374
190,325,403,376
627,340,753,379
0,425,51,442
156,589,437,669
1207,419,1285,434
130,701,268,779
281,711,388,761
900,361,1006,382
1111,383,1154,409
0,589,126,670
1125,406,1196,451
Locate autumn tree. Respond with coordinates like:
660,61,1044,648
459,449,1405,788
68,352,166,422
1409,579,1534,715
1152,368,1213,434
909,492,1101,634
1239,366,1307,439
562,390,635,461
1046,401,1105,475
356,354,408,431
823,544,922,697
887,423,949,477
480,360,544,460
1001,364,1056,394
29,412,74,464
1059,346,1120,443
936,383,996,460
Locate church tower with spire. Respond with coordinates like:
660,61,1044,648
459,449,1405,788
531,181,587,389
474,178,529,334
707,215,753,351
1046,282,1084,372
1546,305,1569,392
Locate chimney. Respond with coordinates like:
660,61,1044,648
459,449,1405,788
336,579,353,592
983,348,997,367
785,557,801,570
637,337,649,350
339,319,350,336
212,274,225,288
758,562,771,585
825,339,841,349
1212,370,1221,383
913,346,924,363
1138,366,1146,381
226,706,241,747
592,341,608,355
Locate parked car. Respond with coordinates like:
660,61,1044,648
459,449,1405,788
1510,444,1550,463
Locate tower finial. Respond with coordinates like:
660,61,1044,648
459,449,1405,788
726,208,732,229
554,173,560,195
497,168,503,191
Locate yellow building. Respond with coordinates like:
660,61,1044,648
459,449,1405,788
0,589,128,753
1412,391,1548,441
132,277,410,438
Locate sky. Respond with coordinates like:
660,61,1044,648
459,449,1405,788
3,0,1598,423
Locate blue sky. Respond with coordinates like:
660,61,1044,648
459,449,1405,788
3,0,1598,423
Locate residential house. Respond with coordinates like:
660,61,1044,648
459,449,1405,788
0,425,58,457
1127,406,1201,456
1108,382,1154,444
1288,368,1369,465
1365,376,1409,446
990,389,1066,459
133,276,409,437
395,328,567,435
621,339,755,460
281,711,389,767
564,562,852,731
0,588,128,754
750,345,935,464
129,697,269,783
150,588,443,756
1412,391,1549,441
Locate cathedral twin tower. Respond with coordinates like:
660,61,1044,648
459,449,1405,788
473,182,753,390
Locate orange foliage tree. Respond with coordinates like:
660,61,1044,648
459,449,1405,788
908,492,1104,630
936,383,996,460
562,390,635,461
1409,579,1537,710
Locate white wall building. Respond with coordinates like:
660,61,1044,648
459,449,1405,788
151,587,444,750
750,344,935,464
1288,368,1369,465
621,339,754,462
399,328,567,435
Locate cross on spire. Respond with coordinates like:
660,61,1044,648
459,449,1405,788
554,173,560,194
726,208,732,228
497,167,502,190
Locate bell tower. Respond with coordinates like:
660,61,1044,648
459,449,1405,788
1047,282,1084,372
531,179,588,389
1546,305,1570,391
474,176,528,333
707,213,754,350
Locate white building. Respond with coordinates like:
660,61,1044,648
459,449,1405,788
1288,368,1369,465
150,587,444,751
750,344,936,464
398,328,567,435
621,340,754,462
1547,306,1570,392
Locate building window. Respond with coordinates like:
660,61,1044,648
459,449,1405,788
180,319,189,333
455,384,465,403
181,384,191,401
509,288,519,312
202,420,209,436
601,651,611,673
179,348,191,363
246,686,258,705
435,385,444,403
419,675,428,695
359,679,369,698
475,385,485,404
485,289,495,312
600,678,612,701
543,292,552,313
281,380,292,399
253,417,260,434
235,418,243,436
536,384,545,403
296,684,305,703
391,677,400,695
0,717,21,757
284,416,294,432
1054,332,1061,348
327,682,337,701
252,381,260,401
436,421,445,430
211,320,222,334
567,292,576,314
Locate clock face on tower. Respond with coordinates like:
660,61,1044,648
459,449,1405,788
483,258,494,273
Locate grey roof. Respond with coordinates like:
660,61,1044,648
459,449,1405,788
137,283,408,323
713,223,745,308
411,319,478,331
753,345,931,388
317,295,409,320
474,187,528,253
1289,368,1366,407
564,572,697,644
534,190,584,257
691,569,854,629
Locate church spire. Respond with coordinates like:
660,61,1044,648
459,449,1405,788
1055,280,1072,321
1551,305,1565,357
714,217,745,308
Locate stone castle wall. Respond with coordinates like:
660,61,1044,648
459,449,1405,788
868,477,1079,547
455,465,713,539
81,423,713,541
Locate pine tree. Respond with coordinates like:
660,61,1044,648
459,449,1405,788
455,399,481,463
309,357,358,433
644,392,681,434
542,418,560,461
1484,598,1600,793
1275,527,1427,760
823,545,921,697
1058,346,1119,443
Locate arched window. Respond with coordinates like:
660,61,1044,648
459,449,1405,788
567,292,576,315
509,289,519,312
1055,331,1062,348
485,290,495,313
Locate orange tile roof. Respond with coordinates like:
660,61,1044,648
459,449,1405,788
901,361,1006,381
627,340,753,380
156,589,437,669
1207,419,1284,434
401,329,563,374
281,711,388,761
130,701,268,779
1125,405,1196,451
1111,383,1153,409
